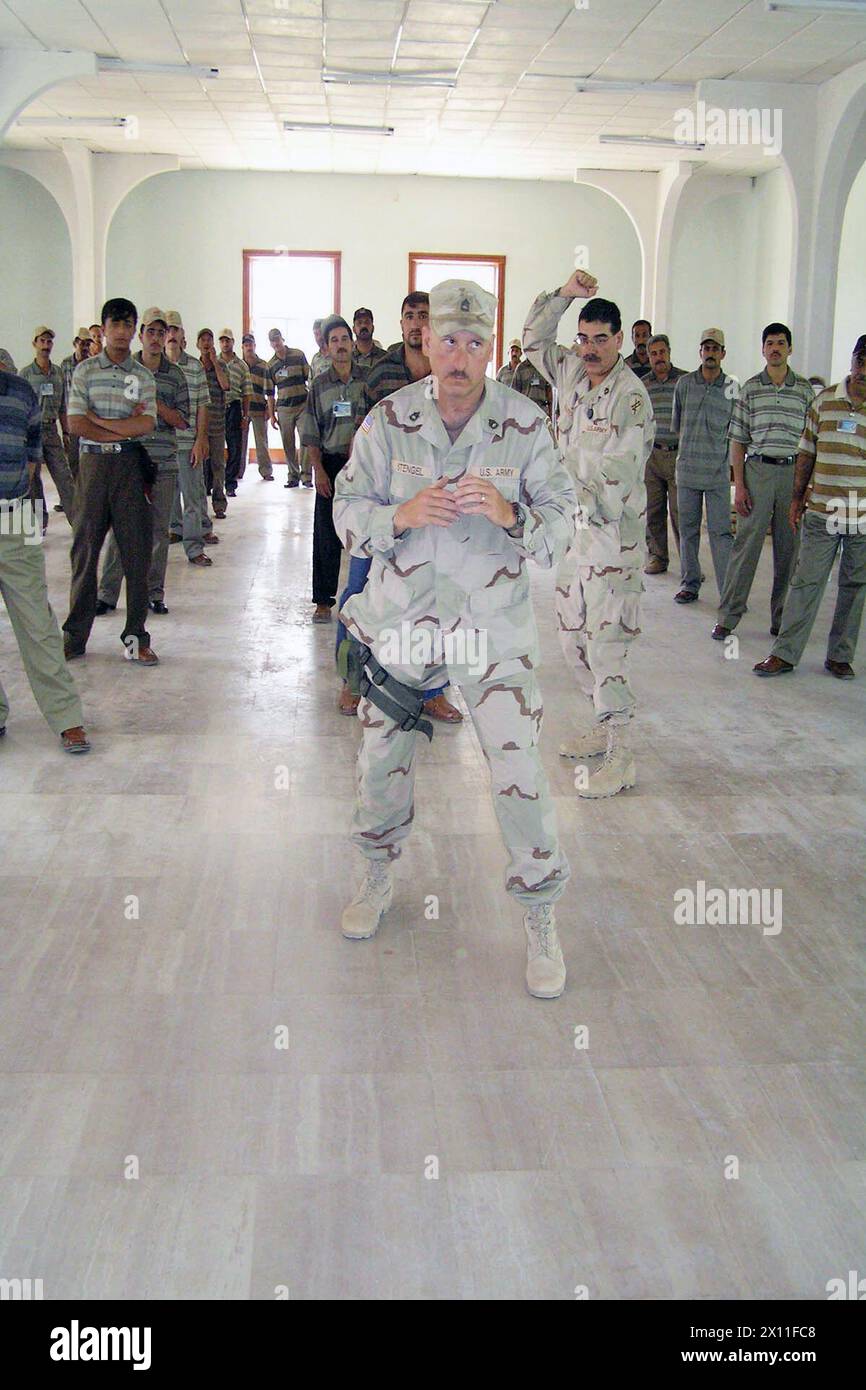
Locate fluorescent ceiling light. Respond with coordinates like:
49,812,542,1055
599,133,706,151
575,79,694,94
97,58,219,78
765,1,866,12
17,116,129,128
322,69,457,88
283,121,394,136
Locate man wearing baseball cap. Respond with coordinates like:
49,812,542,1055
164,311,216,562
21,326,77,526
218,329,252,497
670,328,736,605
754,333,866,680
333,279,575,999
60,329,94,482
496,339,522,388
351,307,386,379
97,308,190,617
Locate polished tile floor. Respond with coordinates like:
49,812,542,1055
1,474,864,1300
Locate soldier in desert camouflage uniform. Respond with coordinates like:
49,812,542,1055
333,280,576,999
523,272,655,798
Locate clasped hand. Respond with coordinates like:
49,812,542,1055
394,476,516,531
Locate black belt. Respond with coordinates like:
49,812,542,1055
756,453,796,465
654,443,677,452
79,442,138,455
348,641,433,741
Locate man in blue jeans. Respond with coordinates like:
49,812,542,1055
335,291,462,724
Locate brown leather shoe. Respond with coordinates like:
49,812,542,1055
312,604,332,623
753,655,793,677
60,726,91,753
339,684,360,716
825,659,855,680
168,533,183,544
711,624,730,641
674,589,698,604
644,556,667,575
202,532,219,545
188,553,213,567
127,645,159,667
423,693,463,723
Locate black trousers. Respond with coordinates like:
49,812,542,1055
63,451,152,652
312,451,348,606
224,401,242,489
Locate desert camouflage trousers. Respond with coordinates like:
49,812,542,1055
351,660,570,906
555,555,642,726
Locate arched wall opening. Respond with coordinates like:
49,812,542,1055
0,165,73,365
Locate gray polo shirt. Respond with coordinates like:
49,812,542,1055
728,366,814,459
174,350,209,449
68,351,158,448
133,350,189,469
20,359,66,427
672,367,736,488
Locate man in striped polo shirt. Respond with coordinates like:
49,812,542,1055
366,293,430,405
713,323,813,640
241,333,275,481
671,329,735,604
62,297,159,665
755,334,866,680
267,328,310,487
0,369,89,751
643,334,686,574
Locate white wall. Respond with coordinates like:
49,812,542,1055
105,170,642,361
833,159,866,383
749,167,794,356
0,166,73,368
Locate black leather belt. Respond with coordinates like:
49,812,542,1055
654,443,677,452
757,453,796,465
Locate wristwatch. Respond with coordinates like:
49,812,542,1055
505,503,526,537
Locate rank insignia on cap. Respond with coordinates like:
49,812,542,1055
460,298,470,312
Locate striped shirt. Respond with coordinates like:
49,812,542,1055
0,370,41,500
672,367,736,487
800,379,866,530
351,342,387,379
299,364,370,457
310,349,330,379
20,360,66,426
624,351,651,380
644,365,686,448
366,344,421,404
512,358,551,414
67,351,158,447
729,367,813,457
496,364,517,388
133,351,189,468
267,348,309,411
219,353,253,407
173,351,209,448
0,349,16,373
201,358,226,430
244,354,274,414
60,352,89,403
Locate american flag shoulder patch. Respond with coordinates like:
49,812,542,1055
360,413,374,434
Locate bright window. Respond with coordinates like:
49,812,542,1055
409,253,505,372
243,251,341,360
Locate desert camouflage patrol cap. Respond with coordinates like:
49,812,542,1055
429,280,496,341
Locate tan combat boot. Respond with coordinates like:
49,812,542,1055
524,904,566,998
341,861,394,939
576,724,636,799
559,725,607,759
